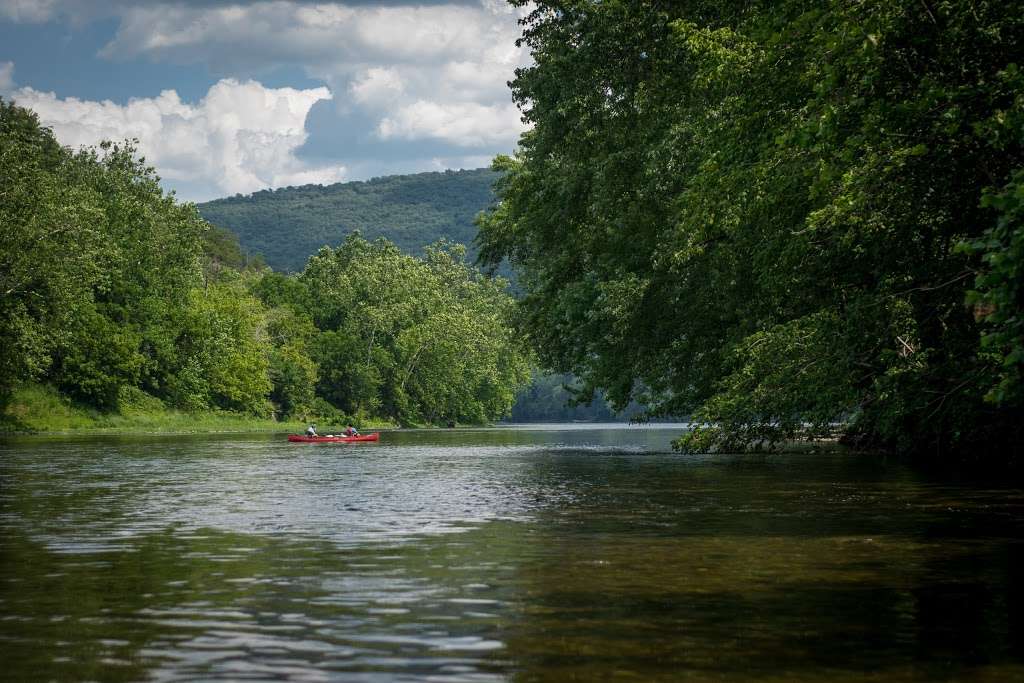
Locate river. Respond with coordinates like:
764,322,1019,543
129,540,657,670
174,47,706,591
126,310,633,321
1,425,1022,681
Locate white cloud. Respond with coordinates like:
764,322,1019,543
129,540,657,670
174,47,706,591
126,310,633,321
2,1,532,195
94,1,531,148
379,99,521,147
348,5,494,62
100,3,518,66
9,79,346,201
441,59,516,101
427,153,496,172
0,61,14,94
349,67,404,108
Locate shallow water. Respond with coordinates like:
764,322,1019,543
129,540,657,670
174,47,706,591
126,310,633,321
1,425,1023,681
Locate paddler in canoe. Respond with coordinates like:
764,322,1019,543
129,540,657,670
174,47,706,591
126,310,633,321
305,423,318,437
343,424,359,437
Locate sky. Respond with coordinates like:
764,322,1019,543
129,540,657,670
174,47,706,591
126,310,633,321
0,0,530,202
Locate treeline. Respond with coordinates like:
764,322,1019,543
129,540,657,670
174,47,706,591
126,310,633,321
197,168,499,272
479,1,1023,457
1,100,530,428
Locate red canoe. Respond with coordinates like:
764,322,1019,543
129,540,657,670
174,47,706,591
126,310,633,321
287,432,380,443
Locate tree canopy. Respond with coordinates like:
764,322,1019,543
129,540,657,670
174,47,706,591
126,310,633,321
2,99,530,428
256,235,532,425
1,99,272,417
477,0,1024,456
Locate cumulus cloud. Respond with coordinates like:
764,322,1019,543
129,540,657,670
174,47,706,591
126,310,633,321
379,100,521,147
349,67,404,108
0,0,480,24
95,1,531,147
2,1,531,195
99,2,519,66
9,79,346,200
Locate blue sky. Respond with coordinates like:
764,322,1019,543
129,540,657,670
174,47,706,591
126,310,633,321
0,0,528,201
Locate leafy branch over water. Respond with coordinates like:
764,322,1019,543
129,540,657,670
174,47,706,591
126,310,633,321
477,0,1023,457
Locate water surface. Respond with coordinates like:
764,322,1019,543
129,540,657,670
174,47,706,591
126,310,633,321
2,425,1023,681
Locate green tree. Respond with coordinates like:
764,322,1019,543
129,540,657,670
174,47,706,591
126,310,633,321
0,100,105,410
53,306,145,408
71,141,206,405
264,306,318,418
964,168,1024,408
300,234,530,425
312,329,383,417
170,281,271,414
2,99,280,421
478,1,1024,456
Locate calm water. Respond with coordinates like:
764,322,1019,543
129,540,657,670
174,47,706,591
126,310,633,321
2,425,1023,682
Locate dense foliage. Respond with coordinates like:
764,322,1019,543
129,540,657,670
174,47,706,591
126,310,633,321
478,1,1024,456
1,100,529,428
1,99,269,416
255,235,532,425
197,169,499,272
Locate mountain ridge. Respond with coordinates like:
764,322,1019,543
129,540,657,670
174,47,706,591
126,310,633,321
196,168,500,272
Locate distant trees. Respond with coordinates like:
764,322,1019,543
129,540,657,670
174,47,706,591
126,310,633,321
1,99,530,427
478,1,1024,456
507,373,626,423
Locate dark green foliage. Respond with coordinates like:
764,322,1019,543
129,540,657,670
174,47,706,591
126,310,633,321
197,169,500,272
64,141,209,408
312,329,379,415
964,169,1024,408
252,271,313,310
479,1,1024,457
54,306,144,408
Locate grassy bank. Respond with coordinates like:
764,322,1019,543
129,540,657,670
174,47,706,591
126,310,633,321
2,384,395,435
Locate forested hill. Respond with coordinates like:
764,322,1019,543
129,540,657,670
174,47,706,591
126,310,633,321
196,168,499,272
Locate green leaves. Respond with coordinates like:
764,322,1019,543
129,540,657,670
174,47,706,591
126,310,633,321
0,99,272,418
2,98,530,427
299,234,531,426
174,282,272,415
964,169,1024,406
481,0,1024,456
0,101,106,406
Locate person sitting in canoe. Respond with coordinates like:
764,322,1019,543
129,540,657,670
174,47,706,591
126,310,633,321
305,424,318,437
343,424,359,437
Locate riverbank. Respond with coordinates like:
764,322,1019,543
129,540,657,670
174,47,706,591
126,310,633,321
1,384,396,436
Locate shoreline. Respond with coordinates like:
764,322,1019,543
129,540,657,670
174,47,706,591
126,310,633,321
1,384,400,437
1,422,400,438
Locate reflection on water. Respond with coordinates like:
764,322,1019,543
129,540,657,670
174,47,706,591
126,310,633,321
1,426,1023,681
